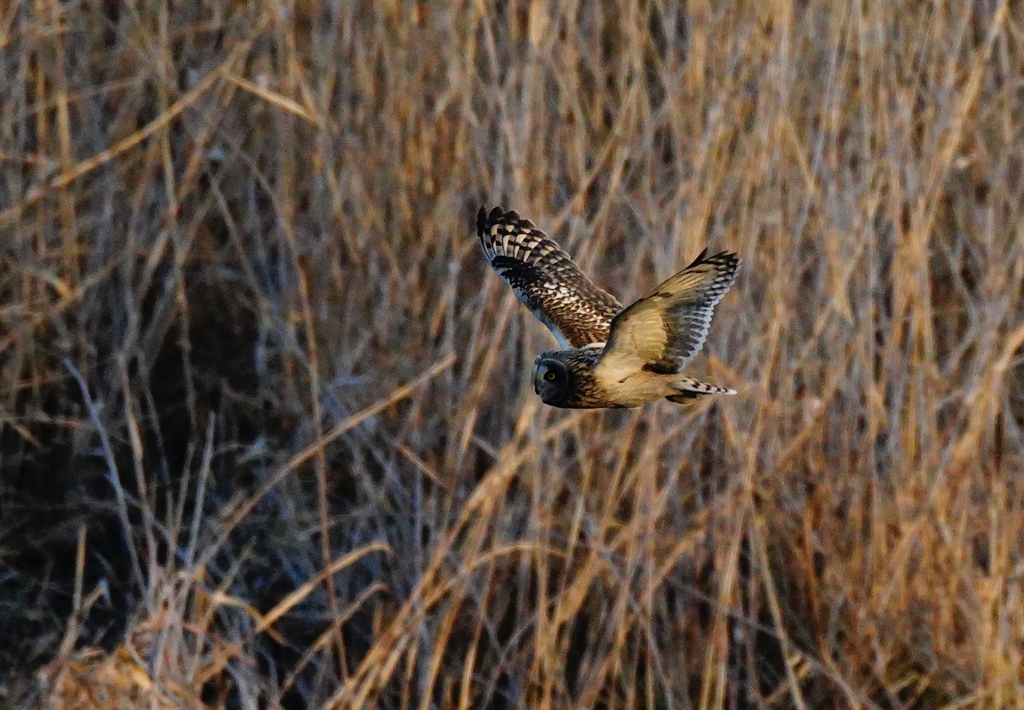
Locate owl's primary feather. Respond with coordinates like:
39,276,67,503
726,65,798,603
476,206,621,348
477,205,740,408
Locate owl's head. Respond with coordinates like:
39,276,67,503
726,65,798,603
534,355,571,406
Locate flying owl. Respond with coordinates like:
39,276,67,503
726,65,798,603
477,206,740,408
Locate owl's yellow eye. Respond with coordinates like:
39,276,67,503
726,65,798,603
544,370,557,382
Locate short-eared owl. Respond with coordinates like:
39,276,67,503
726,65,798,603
477,206,740,408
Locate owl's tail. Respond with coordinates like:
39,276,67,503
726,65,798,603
665,376,736,403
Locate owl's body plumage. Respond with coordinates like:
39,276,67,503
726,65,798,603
478,206,739,409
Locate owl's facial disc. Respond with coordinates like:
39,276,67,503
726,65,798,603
534,357,569,405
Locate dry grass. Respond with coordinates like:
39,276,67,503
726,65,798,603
1,0,1023,708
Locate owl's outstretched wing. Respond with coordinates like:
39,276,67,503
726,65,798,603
596,249,739,382
477,206,622,348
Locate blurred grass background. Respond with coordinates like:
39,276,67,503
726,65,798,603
1,0,1023,707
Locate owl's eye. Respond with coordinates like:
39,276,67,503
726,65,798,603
544,370,557,382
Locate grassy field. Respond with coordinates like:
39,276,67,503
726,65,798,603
2,0,1023,707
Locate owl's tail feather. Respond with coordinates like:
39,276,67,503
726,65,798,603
666,376,736,403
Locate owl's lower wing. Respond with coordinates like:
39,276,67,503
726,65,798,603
477,206,622,348
597,249,740,377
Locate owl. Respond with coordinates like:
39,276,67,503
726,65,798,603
477,206,740,408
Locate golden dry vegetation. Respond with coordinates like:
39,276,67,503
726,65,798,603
2,1,1023,708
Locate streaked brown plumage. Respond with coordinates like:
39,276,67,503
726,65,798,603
478,206,740,408
476,207,620,347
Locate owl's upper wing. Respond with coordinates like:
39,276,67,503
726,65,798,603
477,206,622,348
597,249,739,376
